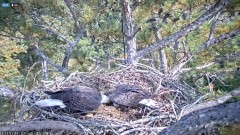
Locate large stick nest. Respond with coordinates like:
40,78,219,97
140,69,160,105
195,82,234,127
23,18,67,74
18,64,201,134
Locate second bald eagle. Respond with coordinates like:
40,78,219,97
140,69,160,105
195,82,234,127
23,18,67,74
109,84,158,108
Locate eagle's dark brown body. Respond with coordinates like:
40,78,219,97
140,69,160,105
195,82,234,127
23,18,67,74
109,84,151,108
45,86,102,112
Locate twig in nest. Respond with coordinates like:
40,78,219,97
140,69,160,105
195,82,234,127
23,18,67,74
115,63,128,68
23,62,41,89
146,109,160,117
130,115,175,125
40,80,55,87
169,100,177,119
136,63,164,76
155,78,163,94
59,71,80,85
120,127,166,135
35,106,136,133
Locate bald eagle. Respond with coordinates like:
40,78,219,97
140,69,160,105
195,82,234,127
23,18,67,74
109,84,158,109
34,86,109,112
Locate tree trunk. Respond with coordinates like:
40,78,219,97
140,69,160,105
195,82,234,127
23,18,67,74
159,101,240,135
151,20,168,74
121,0,137,64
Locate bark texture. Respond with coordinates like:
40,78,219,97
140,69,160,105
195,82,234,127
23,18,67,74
0,120,81,133
159,101,240,135
121,0,137,64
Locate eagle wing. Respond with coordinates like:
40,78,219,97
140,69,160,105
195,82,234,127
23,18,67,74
109,84,150,107
69,90,102,112
45,86,102,112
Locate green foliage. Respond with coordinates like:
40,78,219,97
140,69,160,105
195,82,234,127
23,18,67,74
0,97,13,126
0,0,239,90
220,125,240,135
70,38,97,71
0,37,26,87
215,74,240,92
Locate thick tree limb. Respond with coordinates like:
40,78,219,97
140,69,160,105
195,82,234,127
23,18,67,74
199,29,240,51
159,101,240,135
174,13,220,76
63,0,80,29
37,27,84,73
43,27,72,44
180,62,216,72
133,0,233,60
124,30,140,40
73,28,83,46
31,10,72,44
34,46,63,73
173,29,240,75
62,27,84,69
180,87,240,117
170,11,231,76
207,12,220,41
29,0,85,74
0,120,81,133
31,3,85,73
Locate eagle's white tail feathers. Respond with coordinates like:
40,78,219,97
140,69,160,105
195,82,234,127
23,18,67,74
139,99,159,108
101,94,110,103
34,99,66,108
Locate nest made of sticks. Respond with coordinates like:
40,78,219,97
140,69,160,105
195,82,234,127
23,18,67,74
18,64,200,135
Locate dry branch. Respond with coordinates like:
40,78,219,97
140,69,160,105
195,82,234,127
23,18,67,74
121,127,166,135
62,29,84,69
174,28,240,75
159,101,240,135
30,0,86,74
44,27,71,44
180,87,240,117
181,62,216,72
199,29,240,51
134,0,233,60
130,115,175,125
0,120,81,133
63,0,80,29
34,45,63,73
207,12,220,41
